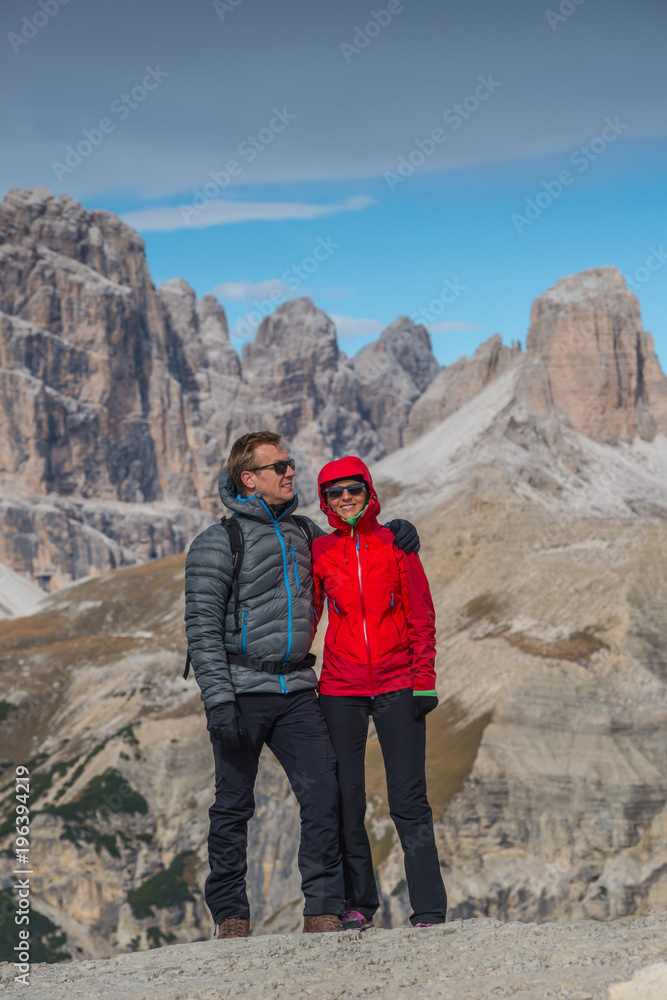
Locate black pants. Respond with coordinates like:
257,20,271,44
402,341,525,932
319,687,447,925
206,689,344,923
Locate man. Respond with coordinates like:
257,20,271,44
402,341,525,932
184,431,419,938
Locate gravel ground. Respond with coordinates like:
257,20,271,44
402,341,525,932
2,911,666,1000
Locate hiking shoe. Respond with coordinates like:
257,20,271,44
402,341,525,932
413,922,436,927
215,917,249,938
303,914,343,933
342,909,374,931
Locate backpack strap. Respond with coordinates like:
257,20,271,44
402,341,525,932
183,649,191,680
183,515,245,680
223,515,245,633
291,514,313,549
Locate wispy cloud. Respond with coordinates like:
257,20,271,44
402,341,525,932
214,278,294,301
331,314,384,338
427,321,480,332
121,194,374,232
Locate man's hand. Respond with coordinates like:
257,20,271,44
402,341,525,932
206,702,247,748
388,519,420,554
412,693,438,720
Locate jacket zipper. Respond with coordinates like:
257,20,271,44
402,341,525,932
355,532,374,698
242,608,248,655
258,498,293,663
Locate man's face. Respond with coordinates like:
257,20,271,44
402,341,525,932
240,443,296,505
325,479,368,519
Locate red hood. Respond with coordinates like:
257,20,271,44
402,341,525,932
318,456,381,530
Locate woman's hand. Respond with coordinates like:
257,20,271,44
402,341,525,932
412,693,438,719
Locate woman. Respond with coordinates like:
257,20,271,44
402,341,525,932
312,455,447,930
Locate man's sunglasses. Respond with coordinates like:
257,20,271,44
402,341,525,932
250,458,296,476
324,483,366,499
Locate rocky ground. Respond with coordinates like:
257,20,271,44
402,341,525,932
2,911,666,1000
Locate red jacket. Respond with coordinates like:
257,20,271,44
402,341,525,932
312,456,437,697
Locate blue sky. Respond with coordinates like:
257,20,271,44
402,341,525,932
2,0,666,366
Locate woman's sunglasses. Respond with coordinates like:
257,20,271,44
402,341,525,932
324,483,366,499
251,458,296,476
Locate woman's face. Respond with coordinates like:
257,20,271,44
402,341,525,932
325,479,369,519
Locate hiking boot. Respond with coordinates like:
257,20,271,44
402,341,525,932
215,917,249,938
413,922,435,927
342,909,374,931
303,914,343,933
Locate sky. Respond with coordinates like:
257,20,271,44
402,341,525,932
1,0,666,365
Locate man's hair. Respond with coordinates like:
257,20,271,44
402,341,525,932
226,430,283,493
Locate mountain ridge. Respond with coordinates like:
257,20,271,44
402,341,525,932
3,188,667,592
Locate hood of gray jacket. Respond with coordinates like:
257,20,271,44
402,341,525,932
218,468,300,521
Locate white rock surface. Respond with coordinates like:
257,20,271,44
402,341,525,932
2,911,665,1000
0,559,44,618
609,961,667,1000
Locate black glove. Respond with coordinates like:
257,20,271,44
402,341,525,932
412,695,438,720
388,519,420,554
206,702,247,748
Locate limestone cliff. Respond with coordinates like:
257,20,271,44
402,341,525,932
523,266,667,442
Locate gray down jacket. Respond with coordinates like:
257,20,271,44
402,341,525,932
184,470,326,708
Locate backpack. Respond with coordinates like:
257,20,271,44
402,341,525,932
183,514,314,680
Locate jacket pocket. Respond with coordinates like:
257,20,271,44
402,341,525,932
384,593,406,648
326,596,344,647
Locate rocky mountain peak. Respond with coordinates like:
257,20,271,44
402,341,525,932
532,265,626,307
349,316,440,452
1,187,147,290
158,277,239,386
375,316,440,393
197,293,230,334
523,266,667,443
243,297,339,370
159,278,232,349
